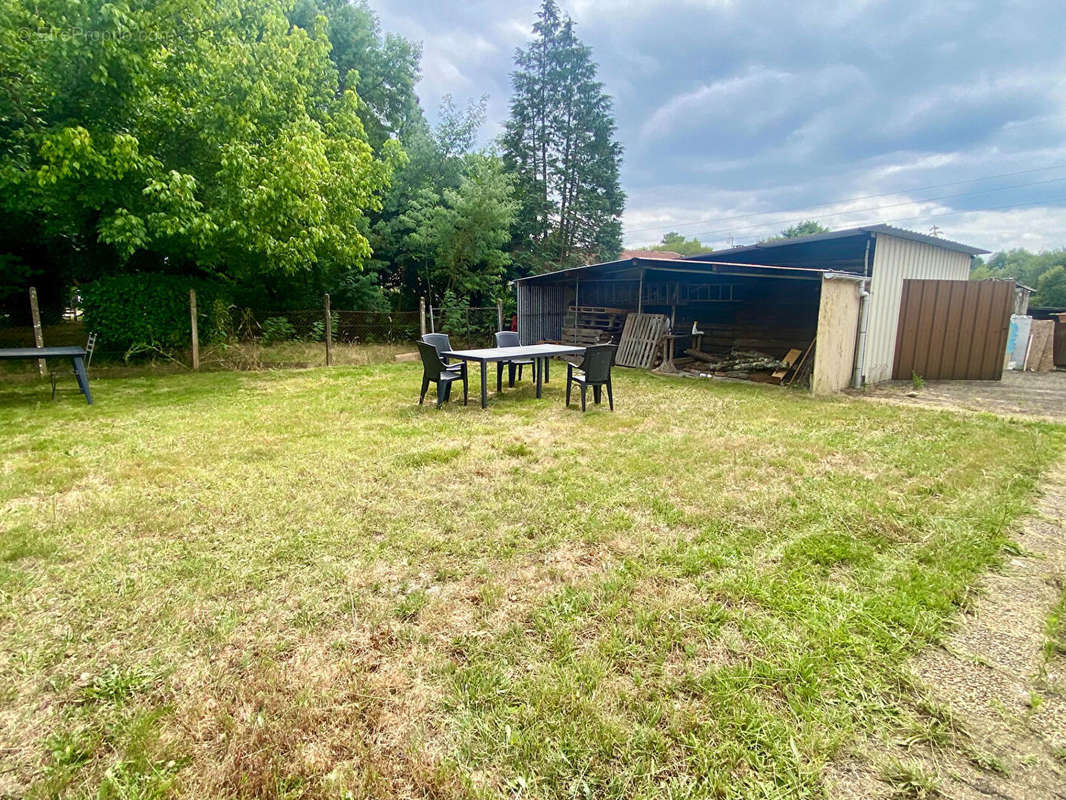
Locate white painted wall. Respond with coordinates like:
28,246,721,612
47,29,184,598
813,276,862,395
863,234,972,384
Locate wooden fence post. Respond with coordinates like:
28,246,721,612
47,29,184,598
419,297,427,337
189,289,200,370
29,286,46,376
324,293,333,366
496,299,503,331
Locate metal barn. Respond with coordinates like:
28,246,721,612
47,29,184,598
515,225,1001,392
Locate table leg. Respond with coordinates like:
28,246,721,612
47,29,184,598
535,357,543,398
544,358,550,383
72,356,93,404
480,361,487,409
496,362,503,393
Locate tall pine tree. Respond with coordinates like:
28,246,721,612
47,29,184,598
503,0,624,273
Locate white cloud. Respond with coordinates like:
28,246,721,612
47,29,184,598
373,0,1066,252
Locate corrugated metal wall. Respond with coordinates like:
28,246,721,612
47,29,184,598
517,283,569,344
864,234,972,383
892,279,1013,380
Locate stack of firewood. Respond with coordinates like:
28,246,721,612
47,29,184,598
665,342,815,385
681,348,786,376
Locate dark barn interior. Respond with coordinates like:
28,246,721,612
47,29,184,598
516,258,828,381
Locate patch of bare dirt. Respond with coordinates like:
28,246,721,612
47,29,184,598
825,462,1066,799
858,370,1066,423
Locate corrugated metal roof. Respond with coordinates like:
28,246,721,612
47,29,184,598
686,224,988,259
512,256,833,284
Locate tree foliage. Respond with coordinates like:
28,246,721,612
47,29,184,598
81,274,229,351
502,0,624,273
650,232,708,257
778,220,830,239
971,248,1066,306
1034,266,1066,307
289,0,422,147
0,0,402,317
406,154,516,298
367,95,499,307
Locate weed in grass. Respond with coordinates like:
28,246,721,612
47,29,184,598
501,442,535,459
396,445,466,468
880,758,942,798
967,747,1011,775
81,665,153,705
396,589,429,621
44,727,98,771
1042,583,1066,664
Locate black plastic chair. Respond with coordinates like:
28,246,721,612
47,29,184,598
417,341,467,408
494,330,535,387
421,332,462,372
566,344,617,412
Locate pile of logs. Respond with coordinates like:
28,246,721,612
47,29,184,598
666,343,815,385
682,349,786,374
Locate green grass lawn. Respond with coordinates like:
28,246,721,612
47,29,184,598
1,364,1063,798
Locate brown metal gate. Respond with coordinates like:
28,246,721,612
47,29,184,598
892,279,1013,381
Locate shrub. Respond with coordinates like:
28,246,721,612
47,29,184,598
81,274,229,353
261,316,297,344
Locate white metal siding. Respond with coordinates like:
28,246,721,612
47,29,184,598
863,234,972,384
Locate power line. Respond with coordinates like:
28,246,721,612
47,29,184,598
623,162,1066,240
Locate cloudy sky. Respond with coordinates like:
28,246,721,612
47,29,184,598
374,0,1066,254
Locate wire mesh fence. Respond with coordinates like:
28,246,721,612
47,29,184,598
253,308,421,344
1,298,511,375
425,304,504,348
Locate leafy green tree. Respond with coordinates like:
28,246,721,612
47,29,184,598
367,95,488,308
289,0,422,148
503,0,624,273
651,232,708,257
971,248,1066,290
1034,265,1066,307
408,154,516,299
779,220,830,239
0,0,401,317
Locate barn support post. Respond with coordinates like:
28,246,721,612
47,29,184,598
574,277,580,344
637,270,645,313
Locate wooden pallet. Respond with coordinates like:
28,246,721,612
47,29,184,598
563,305,624,345
616,313,669,368
569,305,628,315
561,327,613,345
